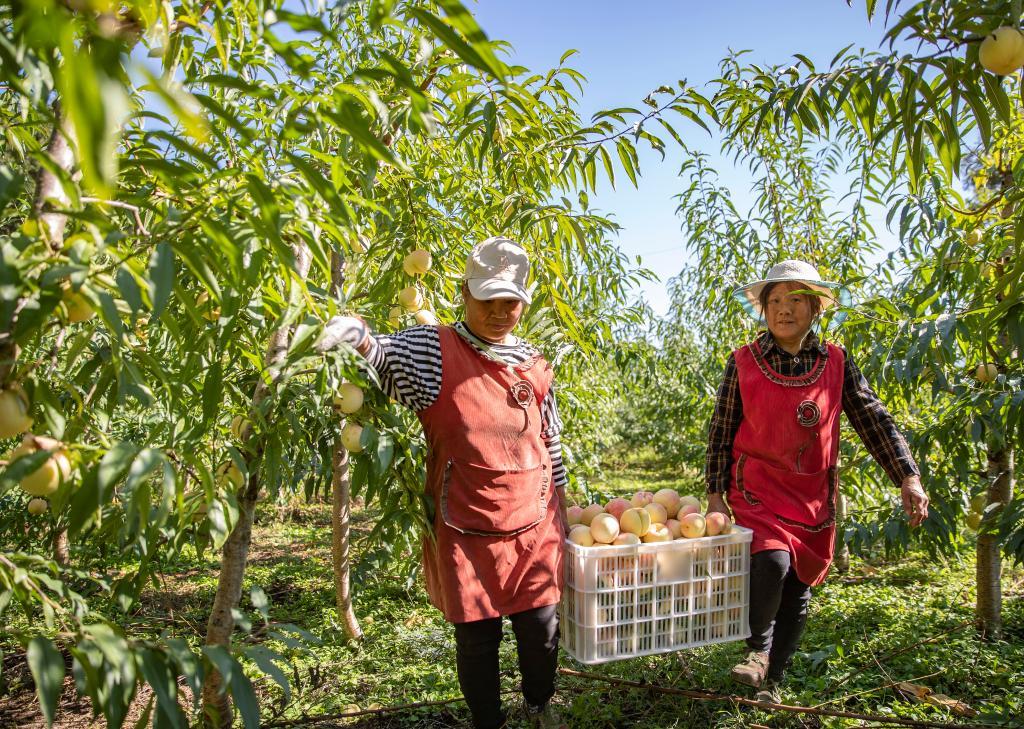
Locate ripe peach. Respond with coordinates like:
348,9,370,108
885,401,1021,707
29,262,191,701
705,512,731,536
415,309,438,325
580,503,604,526
398,286,423,312
642,523,672,543
643,502,668,524
630,490,654,508
568,524,595,546
680,513,707,538
12,435,72,496
334,383,364,414
0,385,33,439
975,363,999,383
566,505,583,526
590,513,620,544
612,533,641,546
653,488,681,517
619,507,652,537
678,495,701,513
604,497,631,521
27,497,48,516
402,249,432,276
341,422,364,452
665,518,682,539
980,26,1024,75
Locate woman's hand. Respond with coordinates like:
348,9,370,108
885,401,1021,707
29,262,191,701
901,475,929,527
316,315,371,355
557,489,569,536
706,492,732,520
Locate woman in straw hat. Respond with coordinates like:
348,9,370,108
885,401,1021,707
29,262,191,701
318,237,568,729
705,260,929,703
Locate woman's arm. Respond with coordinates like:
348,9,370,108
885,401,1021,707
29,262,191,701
841,351,929,526
540,388,569,532
706,354,742,517
317,316,442,411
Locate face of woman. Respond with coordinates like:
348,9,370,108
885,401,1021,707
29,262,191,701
462,286,524,343
765,281,815,349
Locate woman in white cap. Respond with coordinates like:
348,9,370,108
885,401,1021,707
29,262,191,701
705,260,929,703
319,237,568,729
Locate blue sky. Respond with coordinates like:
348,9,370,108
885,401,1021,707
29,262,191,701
472,0,901,315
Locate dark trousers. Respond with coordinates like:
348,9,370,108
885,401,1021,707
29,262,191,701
454,603,559,729
746,550,812,682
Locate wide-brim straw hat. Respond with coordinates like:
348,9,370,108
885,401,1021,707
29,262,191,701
733,260,851,322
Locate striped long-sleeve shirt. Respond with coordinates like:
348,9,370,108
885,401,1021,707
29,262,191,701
364,322,568,490
705,331,919,494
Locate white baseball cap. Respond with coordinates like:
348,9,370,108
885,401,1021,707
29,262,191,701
464,236,532,304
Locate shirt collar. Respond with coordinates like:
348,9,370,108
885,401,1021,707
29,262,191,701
756,330,827,356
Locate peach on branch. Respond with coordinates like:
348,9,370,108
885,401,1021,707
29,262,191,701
334,383,364,414
341,422,364,452
0,384,33,439
11,435,72,497
402,249,432,276
398,286,423,312
975,363,999,383
27,497,48,516
979,26,1024,75
415,309,439,325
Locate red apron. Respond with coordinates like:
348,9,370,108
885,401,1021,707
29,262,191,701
417,326,563,623
728,339,844,586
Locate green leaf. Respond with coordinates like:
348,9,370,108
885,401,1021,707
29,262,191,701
243,644,291,701
27,638,65,726
407,8,505,81
148,243,174,319
250,586,270,621
203,646,260,729
0,164,24,215
202,360,223,424
98,442,141,503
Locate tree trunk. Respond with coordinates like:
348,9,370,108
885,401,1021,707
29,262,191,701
976,230,1015,640
331,434,363,641
976,446,1014,638
202,244,312,726
34,108,77,558
33,108,76,253
327,249,362,640
833,492,850,573
52,530,70,566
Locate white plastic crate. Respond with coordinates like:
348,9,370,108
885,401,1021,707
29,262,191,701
559,526,753,664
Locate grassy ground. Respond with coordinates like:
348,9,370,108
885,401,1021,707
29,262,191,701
2,452,1023,728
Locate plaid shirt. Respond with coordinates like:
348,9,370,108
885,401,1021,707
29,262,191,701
705,331,919,494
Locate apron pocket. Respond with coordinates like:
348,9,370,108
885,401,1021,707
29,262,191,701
441,458,548,536
735,454,835,531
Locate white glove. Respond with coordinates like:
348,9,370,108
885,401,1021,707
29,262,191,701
316,315,370,354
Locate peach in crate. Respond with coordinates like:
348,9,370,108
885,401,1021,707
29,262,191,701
560,526,752,664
